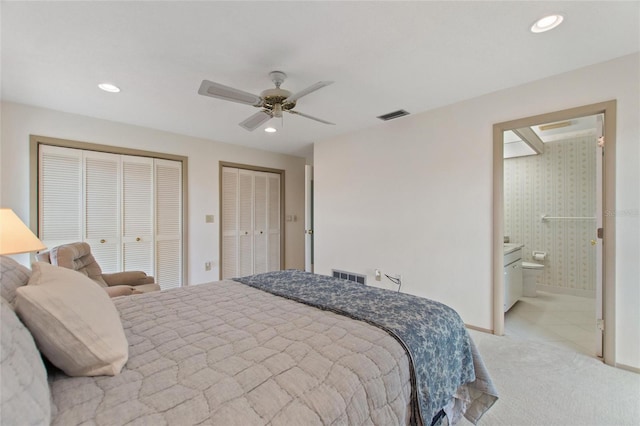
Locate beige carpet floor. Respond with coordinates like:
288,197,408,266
459,329,640,426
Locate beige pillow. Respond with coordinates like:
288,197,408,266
15,262,128,376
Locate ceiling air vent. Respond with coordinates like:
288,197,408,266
377,109,410,121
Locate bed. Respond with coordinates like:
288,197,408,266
0,256,497,425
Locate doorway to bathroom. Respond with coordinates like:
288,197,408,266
492,101,616,365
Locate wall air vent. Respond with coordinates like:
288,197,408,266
377,109,410,121
332,269,366,285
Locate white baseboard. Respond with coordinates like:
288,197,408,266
615,363,640,374
465,324,493,334
536,284,595,298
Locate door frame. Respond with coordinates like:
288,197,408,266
219,162,286,277
304,165,314,272
492,100,616,365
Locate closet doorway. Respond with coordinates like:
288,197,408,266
220,162,285,279
492,101,617,365
30,135,188,290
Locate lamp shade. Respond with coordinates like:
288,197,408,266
0,208,46,255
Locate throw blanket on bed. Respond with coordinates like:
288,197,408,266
234,270,492,426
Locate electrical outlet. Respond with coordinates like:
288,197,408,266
375,269,382,281
205,261,212,271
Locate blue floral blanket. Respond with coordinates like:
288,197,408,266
234,270,497,425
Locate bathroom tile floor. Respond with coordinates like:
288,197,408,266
505,291,598,356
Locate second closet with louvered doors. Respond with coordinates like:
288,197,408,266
38,144,183,290
221,166,282,279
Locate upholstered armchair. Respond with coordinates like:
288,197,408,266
36,242,160,297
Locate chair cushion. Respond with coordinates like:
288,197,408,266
102,270,154,287
129,282,161,293
0,297,51,425
50,242,108,287
104,285,142,298
0,255,31,306
15,262,128,376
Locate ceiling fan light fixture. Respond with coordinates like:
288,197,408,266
98,82,120,93
273,103,283,118
531,14,564,33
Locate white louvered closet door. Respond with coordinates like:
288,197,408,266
267,173,281,272
221,168,239,279
122,156,154,276
238,169,254,277
221,167,281,278
83,151,121,273
39,146,83,250
155,159,182,290
253,173,268,274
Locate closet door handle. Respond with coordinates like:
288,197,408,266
136,237,141,242
100,239,106,244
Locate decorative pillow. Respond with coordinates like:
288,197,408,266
15,262,128,377
0,255,31,306
0,297,51,425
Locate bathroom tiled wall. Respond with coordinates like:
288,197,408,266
504,131,597,296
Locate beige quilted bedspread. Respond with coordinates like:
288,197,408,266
49,280,413,425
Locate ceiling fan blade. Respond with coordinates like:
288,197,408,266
198,80,262,106
284,81,333,104
239,110,273,131
287,110,335,125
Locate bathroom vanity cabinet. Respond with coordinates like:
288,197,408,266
504,245,523,312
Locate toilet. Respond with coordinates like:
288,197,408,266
522,262,544,297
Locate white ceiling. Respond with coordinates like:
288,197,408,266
2,1,638,158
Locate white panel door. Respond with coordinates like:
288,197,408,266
122,155,154,276
155,159,182,290
39,145,83,250
83,151,121,273
595,114,604,358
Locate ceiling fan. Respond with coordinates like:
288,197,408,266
198,71,334,131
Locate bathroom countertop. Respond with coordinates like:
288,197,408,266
503,243,524,255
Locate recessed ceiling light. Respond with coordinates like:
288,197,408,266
264,127,277,133
98,83,121,93
531,14,564,33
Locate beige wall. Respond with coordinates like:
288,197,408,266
314,53,639,369
0,102,307,284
